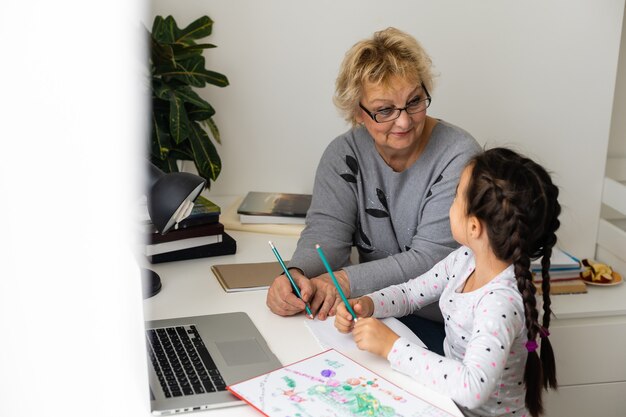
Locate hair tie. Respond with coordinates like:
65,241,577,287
540,327,550,338
525,340,538,353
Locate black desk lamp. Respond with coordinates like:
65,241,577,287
143,162,206,299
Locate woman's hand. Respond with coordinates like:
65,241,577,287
352,318,400,358
309,270,351,320
334,296,374,333
266,269,313,317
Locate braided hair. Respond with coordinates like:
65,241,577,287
464,148,560,417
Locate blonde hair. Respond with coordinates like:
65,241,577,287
333,27,434,125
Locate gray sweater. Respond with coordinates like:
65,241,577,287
289,120,481,297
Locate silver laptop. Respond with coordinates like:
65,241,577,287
145,312,281,415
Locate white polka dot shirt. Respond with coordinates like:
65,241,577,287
368,246,530,417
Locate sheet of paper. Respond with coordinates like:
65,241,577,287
305,316,426,352
228,349,454,417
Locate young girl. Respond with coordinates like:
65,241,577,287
335,147,560,417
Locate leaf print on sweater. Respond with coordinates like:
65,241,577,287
365,208,389,218
340,154,359,183
346,155,359,175
357,219,371,246
367,188,391,219
340,173,357,183
376,188,389,211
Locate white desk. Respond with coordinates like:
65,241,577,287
542,277,626,416
142,230,464,417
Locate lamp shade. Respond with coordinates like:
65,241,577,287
146,162,206,234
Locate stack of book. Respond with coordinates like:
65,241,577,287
144,196,236,263
237,191,312,224
532,247,586,294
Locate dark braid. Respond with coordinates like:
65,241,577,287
511,221,544,417
540,245,558,390
465,148,561,417
536,168,560,390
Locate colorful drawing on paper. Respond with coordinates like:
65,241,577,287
228,349,454,417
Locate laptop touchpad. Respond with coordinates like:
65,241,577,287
216,339,269,366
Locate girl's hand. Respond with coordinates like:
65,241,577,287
334,297,374,333
352,318,399,358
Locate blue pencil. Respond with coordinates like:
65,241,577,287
268,241,313,319
315,244,358,322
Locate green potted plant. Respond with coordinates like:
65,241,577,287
148,15,229,188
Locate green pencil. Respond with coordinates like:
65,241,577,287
315,244,357,322
268,241,313,319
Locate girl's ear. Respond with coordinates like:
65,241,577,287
468,215,483,239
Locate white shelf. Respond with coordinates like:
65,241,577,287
597,157,626,273
602,176,626,216
603,157,626,216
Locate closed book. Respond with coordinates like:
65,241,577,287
148,222,224,245
211,261,284,292
239,214,306,225
534,279,587,294
145,233,223,256
531,247,581,272
175,196,221,229
148,232,237,264
532,268,584,283
237,191,311,224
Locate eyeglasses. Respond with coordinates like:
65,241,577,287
359,84,432,123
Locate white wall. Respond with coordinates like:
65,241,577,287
149,0,625,258
609,4,626,157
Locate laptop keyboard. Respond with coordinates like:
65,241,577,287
146,324,227,397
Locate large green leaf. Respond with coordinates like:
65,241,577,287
152,79,171,100
150,37,174,66
171,43,216,61
174,43,217,51
188,122,221,182
152,16,214,46
178,16,213,44
151,110,172,159
200,69,229,88
204,117,221,145
152,16,180,44
169,94,190,144
161,55,229,88
174,86,211,109
187,107,216,122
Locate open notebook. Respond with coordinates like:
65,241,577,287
304,317,426,352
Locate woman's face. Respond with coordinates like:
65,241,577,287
357,76,429,160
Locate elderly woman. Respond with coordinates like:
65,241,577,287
267,27,480,352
